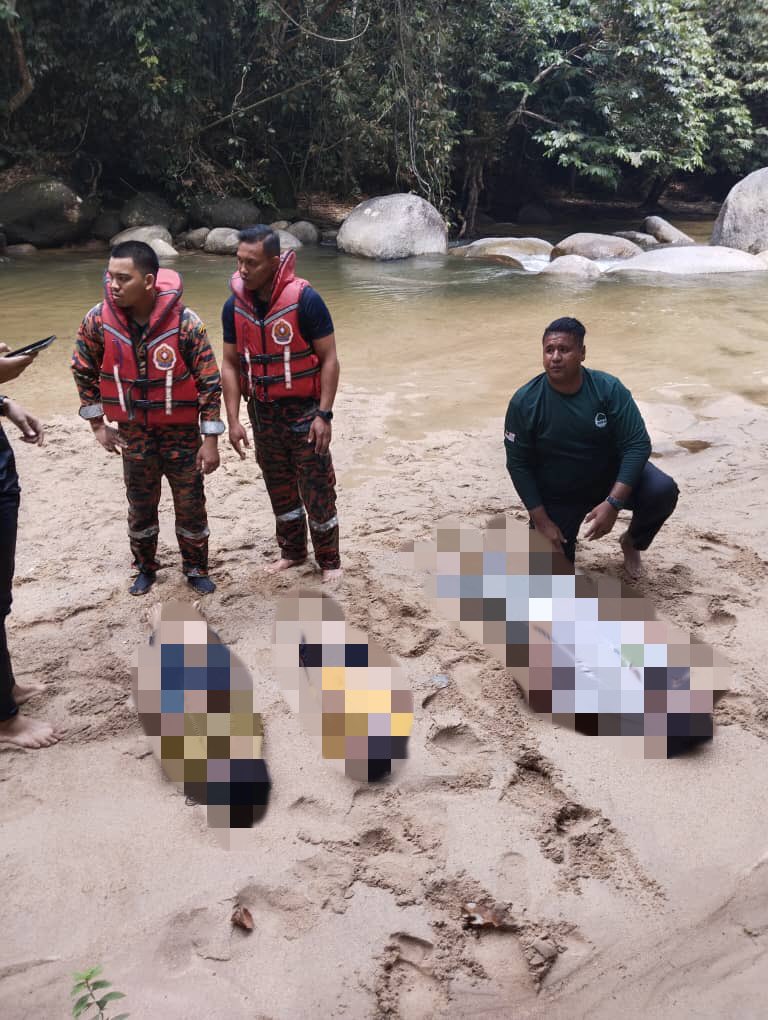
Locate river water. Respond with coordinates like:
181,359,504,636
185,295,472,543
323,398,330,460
2,219,767,438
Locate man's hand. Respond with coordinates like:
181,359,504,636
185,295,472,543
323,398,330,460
228,420,250,460
0,342,36,384
583,501,619,541
91,421,126,454
307,415,331,455
4,399,44,445
196,436,220,475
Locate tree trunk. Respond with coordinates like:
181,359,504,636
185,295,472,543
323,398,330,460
642,174,671,209
6,2,34,115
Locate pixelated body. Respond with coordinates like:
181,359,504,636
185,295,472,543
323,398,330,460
410,517,729,758
133,601,271,831
273,591,413,781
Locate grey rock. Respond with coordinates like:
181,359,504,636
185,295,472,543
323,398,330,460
551,232,641,261
203,227,241,255
92,209,123,242
643,215,695,245
275,229,303,251
176,227,210,250
450,236,552,258
0,178,96,246
148,238,178,258
270,220,290,230
6,243,38,255
110,225,173,246
190,194,262,230
613,230,660,251
288,220,320,244
121,191,186,233
711,167,768,253
337,194,447,260
608,245,766,275
320,229,338,247
540,254,602,278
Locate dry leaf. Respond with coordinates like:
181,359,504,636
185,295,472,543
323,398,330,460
461,901,509,930
231,905,254,931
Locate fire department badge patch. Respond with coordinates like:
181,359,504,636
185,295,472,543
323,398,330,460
271,319,294,345
152,342,177,372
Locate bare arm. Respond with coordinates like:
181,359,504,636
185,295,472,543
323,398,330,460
307,333,339,456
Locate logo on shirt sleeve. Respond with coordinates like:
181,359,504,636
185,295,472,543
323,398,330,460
504,430,516,443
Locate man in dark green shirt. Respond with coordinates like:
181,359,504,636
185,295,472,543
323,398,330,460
504,317,678,576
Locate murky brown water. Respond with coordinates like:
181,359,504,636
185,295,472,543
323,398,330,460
2,220,767,438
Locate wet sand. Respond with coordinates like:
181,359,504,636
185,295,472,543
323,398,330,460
1,379,767,1017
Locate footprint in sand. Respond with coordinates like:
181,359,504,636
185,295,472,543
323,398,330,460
273,590,414,782
132,600,271,834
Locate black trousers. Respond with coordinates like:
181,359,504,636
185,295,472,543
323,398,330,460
539,461,679,564
0,491,20,720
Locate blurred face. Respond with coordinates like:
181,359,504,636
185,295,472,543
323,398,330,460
542,331,585,390
107,257,155,310
236,241,279,294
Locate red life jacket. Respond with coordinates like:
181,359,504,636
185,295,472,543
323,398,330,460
100,268,199,426
231,250,321,402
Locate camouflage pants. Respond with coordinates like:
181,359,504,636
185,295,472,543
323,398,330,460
119,424,209,576
248,397,340,570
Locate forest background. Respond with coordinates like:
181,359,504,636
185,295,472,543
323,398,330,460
1,0,767,232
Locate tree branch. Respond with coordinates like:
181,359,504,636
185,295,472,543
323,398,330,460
5,2,34,115
196,72,332,135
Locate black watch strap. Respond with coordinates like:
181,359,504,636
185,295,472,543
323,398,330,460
606,495,625,511
0,396,8,417
315,409,333,422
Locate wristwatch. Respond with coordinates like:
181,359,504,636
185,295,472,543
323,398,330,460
315,409,333,422
0,396,8,417
606,495,625,511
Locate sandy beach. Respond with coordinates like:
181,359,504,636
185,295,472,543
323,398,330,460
1,382,767,1019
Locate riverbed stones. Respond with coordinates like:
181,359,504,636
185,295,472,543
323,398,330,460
204,227,240,255
270,220,290,230
176,227,210,250
608,245,766,275
551,232,641,261
110,225,173,246
121,192,186,234
0,178,96,246
190,194,262,229
275,229,303,251
149,238,178,258
711,167,768,253
450,236,553,258
613,230,659,251
288,220,320,244
6,243,38,256
643,216,695,245
540,254,602,278
337,194,447,260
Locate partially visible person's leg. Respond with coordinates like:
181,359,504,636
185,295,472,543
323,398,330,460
292,434,340,573
625,462,679,551
0,491,20,721
161,427,210,577
121,426,162,575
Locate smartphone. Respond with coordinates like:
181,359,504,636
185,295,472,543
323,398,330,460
5,335,57,357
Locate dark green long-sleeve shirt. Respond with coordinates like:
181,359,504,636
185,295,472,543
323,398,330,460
504,368,651,510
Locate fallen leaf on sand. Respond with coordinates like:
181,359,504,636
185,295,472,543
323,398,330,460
231,905,254,931
461,902,511,930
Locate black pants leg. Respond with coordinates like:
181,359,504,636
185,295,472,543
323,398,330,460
624,462,679,551
0,492,20,721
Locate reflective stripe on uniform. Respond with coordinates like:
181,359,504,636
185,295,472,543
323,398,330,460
175,525,210,540
277,505,306,523
128,524,160,539
309,514,338,533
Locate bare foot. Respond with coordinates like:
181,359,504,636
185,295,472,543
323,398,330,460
0,714,60,749
264,557,306,575
321,567,344,584
620,531,643,581
12,681,46,706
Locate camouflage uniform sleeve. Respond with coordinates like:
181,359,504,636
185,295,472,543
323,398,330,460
181,310,222,422
71,305,106,413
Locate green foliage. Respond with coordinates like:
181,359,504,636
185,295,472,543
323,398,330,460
70,966,128,1020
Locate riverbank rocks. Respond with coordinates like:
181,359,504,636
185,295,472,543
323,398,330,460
190,194,262,229
176,227,210,250
450,236,553,258
92,209,123,242
121,192,186,234
297,192,361,228
540,255,602,278
613,230,659,251
149,238,178,258
320,229,338,246
643,216,695,245
276,229,303,251
551,232,641,261
270,220,290,230
608,245,766,275
0,178,96,246
711,167,768,253
517,202,553,224
110,225,173,246
204,228,240,255
6,243,38,256
288,220,320,244
337,194,447,260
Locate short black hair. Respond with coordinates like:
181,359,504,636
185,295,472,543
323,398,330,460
543,316,586,346
237,224,280,257
110,240,159,278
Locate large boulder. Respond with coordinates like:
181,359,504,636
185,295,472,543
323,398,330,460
121,192,186,234
551,232,641,261
276,229,303,251
613,230,659,251
176,227,210,250
288,220,320,244
0,178,96,246
643,215,694,245
450,236,552,258
517,202,553,224
204,227,240,255
190,194,262,229
711,167,768,253
148,238,178,259
540,255,602,279
91,209,123,242
110,225,173,246
608,245,766,275
270,220,290,230
337,194,447,260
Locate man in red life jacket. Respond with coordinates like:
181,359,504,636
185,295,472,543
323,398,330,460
221,225,342,581
71,241,225,596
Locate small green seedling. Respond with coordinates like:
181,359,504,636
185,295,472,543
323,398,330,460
71,966,129,1020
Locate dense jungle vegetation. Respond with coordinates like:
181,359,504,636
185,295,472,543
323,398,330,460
1,0,767,228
